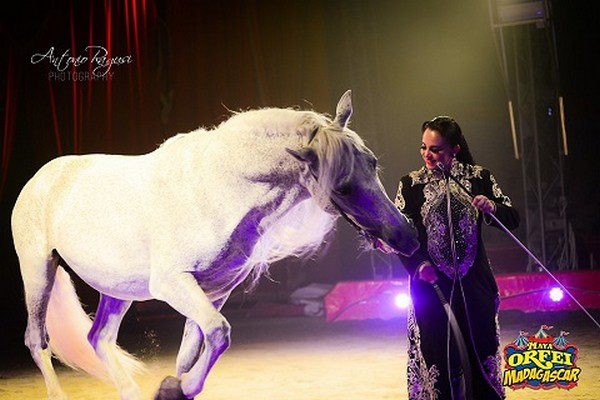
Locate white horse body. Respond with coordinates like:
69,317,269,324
12,92,418,400
14,109,331,302
16,154,156,299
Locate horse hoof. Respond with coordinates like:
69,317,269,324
153,376,191,400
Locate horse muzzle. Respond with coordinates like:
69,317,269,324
380,226,420,257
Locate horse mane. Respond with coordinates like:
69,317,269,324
243,198,336,289
218,107,365,205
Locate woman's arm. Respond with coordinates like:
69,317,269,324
480,169,520,231
393,176,431,277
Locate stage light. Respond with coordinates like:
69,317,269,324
394,293,411,309
549,287,564,302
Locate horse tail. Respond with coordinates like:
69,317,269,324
46,266,144,380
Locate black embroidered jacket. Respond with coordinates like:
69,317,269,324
395,159,519,280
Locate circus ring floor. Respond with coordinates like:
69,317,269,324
1,311,598,400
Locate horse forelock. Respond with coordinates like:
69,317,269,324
311,126,366,202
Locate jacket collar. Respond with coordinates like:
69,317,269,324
409,159,483,185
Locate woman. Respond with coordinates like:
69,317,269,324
394,116,519,400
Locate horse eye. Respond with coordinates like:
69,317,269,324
333,179,352,196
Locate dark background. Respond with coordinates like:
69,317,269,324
0,0,598,348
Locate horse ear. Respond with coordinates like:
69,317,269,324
333,90,353,129
285,147,317,165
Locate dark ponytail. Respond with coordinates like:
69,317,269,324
421,116,474,165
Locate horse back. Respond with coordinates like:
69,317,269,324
12,154,154,264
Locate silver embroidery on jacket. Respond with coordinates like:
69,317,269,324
407,305,440,400
395,180,406,211
483,353,505,398
490,173,512,207
410,160,480,279
482,297,506,398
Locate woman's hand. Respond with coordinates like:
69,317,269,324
418,262,438,284
472,195,496,214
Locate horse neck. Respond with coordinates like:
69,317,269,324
158,125,312,228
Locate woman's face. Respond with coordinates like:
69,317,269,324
420,128,459,170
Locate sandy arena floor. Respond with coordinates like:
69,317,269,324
0,313,598,400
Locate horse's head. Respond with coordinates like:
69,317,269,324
286,90,419,256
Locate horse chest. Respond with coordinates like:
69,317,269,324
191,239,258,299
185,205,262,292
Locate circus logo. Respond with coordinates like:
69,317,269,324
502,325,581,390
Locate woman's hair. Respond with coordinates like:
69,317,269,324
422,116,475,165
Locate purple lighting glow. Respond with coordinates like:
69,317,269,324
394,293,411,309
549,287,564,302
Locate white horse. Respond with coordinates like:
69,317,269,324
12,90,418,400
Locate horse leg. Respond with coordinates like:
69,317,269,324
88,295,140,400
22,252,67,400
175,297,228,377
150,273,230,399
